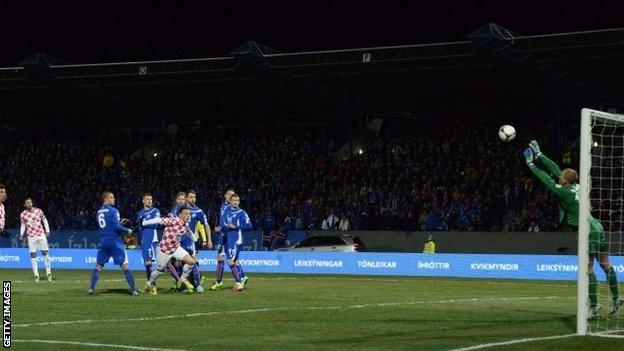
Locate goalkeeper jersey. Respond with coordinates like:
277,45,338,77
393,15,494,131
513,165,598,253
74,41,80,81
530,154,591,228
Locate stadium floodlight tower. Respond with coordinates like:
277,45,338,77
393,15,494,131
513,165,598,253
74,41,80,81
578,108,624,337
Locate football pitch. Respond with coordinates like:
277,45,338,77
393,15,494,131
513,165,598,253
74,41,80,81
2,269,623,350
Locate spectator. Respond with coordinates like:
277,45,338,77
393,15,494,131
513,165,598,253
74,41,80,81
0,118,572,233
325,211,339,230
423,234,436,253
339,216,350,231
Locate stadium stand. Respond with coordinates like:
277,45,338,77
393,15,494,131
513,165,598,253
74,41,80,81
0,117,576,233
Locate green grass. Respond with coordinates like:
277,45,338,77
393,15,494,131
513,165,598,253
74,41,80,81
2,269,623,350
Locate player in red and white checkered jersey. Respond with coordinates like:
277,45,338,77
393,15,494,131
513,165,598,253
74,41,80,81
142,206,198,294
0,184,7,237
19,197,52,282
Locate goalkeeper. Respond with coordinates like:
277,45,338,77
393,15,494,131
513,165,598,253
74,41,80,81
523,140,623,317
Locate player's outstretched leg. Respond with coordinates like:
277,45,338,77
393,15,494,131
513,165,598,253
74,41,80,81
30,252,39,281
606,266,622,314
42,250,52,281
599,254,623,315
121,263,138,295
88,265,103,295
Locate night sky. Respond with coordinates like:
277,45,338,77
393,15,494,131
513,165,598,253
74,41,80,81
0,2,621,67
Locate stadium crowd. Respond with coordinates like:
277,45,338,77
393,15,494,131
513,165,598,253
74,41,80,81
0,118,573,233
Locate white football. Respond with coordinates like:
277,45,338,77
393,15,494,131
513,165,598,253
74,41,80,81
498,125,516,142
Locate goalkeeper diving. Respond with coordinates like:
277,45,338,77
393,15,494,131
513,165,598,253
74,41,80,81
523,140,624,318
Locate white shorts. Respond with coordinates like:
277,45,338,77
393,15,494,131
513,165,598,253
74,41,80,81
155,246,189,270
27,236,49,253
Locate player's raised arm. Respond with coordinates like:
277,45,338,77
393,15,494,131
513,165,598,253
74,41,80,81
142,216,163,227
529,140,562,178
523,148,566,199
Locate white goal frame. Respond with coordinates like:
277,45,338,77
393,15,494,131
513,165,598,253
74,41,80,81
578,108,624,336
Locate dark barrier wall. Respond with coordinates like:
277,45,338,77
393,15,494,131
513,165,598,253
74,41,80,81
0,230,264,251
306,230,578,254
0,229,578,254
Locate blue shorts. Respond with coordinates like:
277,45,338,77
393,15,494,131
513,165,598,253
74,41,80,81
180,236,196,256
225,232,242,261
216,233,227,256
97,242,128,266
225,243,242,261
141,241,158,262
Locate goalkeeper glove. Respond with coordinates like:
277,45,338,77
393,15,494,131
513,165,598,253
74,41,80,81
529,140,543,158
523,148,535,168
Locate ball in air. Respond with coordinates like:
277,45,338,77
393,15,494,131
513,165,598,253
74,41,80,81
498,125,516,142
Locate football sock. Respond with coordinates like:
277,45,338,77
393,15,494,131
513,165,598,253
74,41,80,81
89,269,101,291
166,262,180,281
31,257,39,277
607,267,619,300
191,264,201,287
123,269,136,292
229,263,241,283
145,263,153,281
149,269,163,285
216,260,225,283
43,254,51,275
589,273,598,307
180,264,193,281
237,262,246,279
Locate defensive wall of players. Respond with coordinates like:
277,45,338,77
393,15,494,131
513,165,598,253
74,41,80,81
1,248,623,281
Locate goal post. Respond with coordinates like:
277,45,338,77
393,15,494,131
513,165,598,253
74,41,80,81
577,108,591,335
578,108,624,337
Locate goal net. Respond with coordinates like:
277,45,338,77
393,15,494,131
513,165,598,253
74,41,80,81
578,108,624,336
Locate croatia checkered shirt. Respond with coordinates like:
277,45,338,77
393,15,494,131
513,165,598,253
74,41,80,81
20,207,47,237
0,203,5,231
159,217,190,254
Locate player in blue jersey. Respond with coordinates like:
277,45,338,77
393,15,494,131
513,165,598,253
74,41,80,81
135,193,161,284
210,187,235,291
183,190,212,293
222,194,252,292
88,191,138,295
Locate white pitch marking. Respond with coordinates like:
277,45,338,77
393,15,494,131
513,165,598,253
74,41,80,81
9,276,576,288
14,296,571,328
446,333,577,351
13,339,188,351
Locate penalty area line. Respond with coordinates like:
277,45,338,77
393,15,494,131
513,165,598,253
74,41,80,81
10,277,575,289
14,295,570,328
446,333,578,351
13,339,188,351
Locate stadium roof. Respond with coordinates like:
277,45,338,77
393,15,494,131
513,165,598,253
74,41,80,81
1,24,624,127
